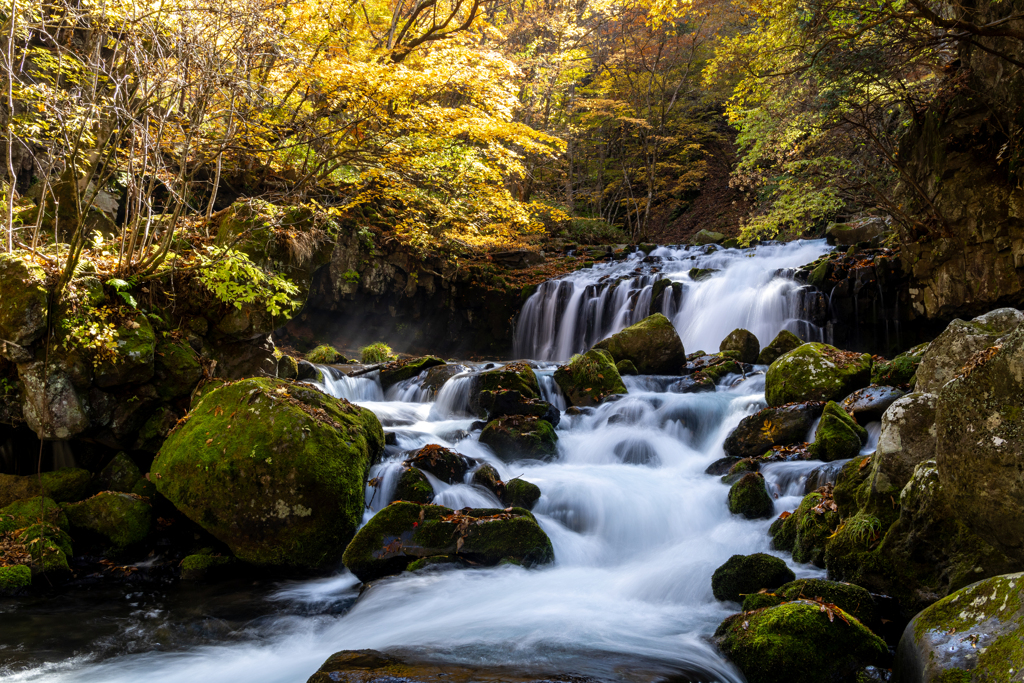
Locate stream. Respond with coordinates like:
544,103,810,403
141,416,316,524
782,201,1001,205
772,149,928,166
1,240,881,683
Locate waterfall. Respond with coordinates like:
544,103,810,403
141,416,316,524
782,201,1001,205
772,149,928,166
515,240,832,361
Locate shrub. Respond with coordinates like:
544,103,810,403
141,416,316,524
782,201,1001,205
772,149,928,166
307,344,342,364
361,342,395,364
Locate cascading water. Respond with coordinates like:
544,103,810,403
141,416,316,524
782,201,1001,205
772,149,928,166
4,240,865,683
514,240,832,361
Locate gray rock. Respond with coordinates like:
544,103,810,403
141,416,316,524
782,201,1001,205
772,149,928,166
870,393,938,494
841,385,905,424
915,309,1023,393
690,229,726,246
724,402,824,458
17,360,89,439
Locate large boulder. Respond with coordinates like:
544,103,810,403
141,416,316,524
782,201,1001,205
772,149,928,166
341,501,554,582
728,472,774,519
690,229,725,246
152,378,385,569
553,348,627,407
757,330,803,366
935,323,1024,564
870,392,938,492
593,313,686,375
896,572,1024,683
63,491,152,550
719,328,760,364
914,308,1023,393
711,553,795,603
723,402,824,458
479,362,540,399
765,343,872,407
808,401,867,462
479,415,558,461
0,253,48,346
379,356,446,391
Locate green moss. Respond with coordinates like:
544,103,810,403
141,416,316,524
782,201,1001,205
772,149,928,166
689,267,717,282
593,313,686,375
615,359,638,376
180,553,230,581
711,553,796,602
870,348,924,386
480,362,540,399
360,342,395,364
650,278,672,302
94,313,156,388
770,492,839,567
98,452,144,494
479,415,558,461
64,492,152,550
0,469,92,509
728,473,774,519
765,343,872,407
0,496,68,532
152,378,385,569
757,330,803,365
504,478,541,510
776,578,877,626
716,601,888,683
809,401,867,461
154,338,202,400
307,344,343,364
741,592,785,612
720,328,760,364
379,356,445,390
393,467,434,504
700,358,741,382
0,252,48,346
17,522,73,572
553,348,627,406
0,564,32,591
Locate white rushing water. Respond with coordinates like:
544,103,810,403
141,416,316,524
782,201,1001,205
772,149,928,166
6,241,845,683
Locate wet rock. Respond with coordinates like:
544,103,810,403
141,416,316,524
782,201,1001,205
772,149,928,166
393,466,434,504
690,229,725,246
612,437,660,466
765,342,872,407
96,452,149,495
553,348,627,407
915,308,1023,393
711,552,795,602
277,355,298,380
422,364,467,393
724,402,825,458
471,464,504,498
774,578,878,627
757,330,803,366
870,342,928,386
840,385,905,424
179,551,231,581
64,491,152,550
483,389,559,427
720,328,760,364
689,267,718,281
153,338,202,400
593,313,686,375
0,496,73,574
295,360,322,382
808,401,867,462
871,392,938,492
895,572,1024,683
615,359,637,376
341,501,554,582
152,378,385,569
672,374,715,393
404,444,472,484
721,457,759,485
0,253,48,346
94,313,156,388
504,478,541,510
407,555,467,572
770,489,840,567
0,468,91,508
479,362,540,399
728,472,774,519
715,601,888,683
379,356,446,391
479,415,558,461
705,457,741,476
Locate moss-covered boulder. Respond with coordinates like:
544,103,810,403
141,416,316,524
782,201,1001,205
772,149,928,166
0,468,92,508
0,564,32,594
479,362,540,399
0,495,68,532
341,502,554,582
94,313,156,388
482,390,559,426
479,415,558,461
593,313,685,375
770,489,840,567
64,491,152,550
808,401,867,462
404,444,471,484
765,343,872,407
724,402,824,458
895,572,1024,683
615,359,638,376
915,309,1023,393
0,252,48,346
393,467,434,504
278,355,299,380
0,497,72,574
180,551,231,581
711,553,796,603
757,330,803,366
471,463,505,499
504,478,541,510
871,392,938,493
553,348,627,407
774,579,877,627
379,356,446,391
728,472,774,519
153,338,202,400
720,328,760,364
870,342,928,386
715,601,888,683
152,378,385,569
689,267,718,281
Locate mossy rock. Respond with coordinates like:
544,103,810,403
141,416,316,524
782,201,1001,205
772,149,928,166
715,601,888,683
721,458,759,485
724,402,824,458
64,491,152,550
553,348,627,407
135,406,180,454
0,252,48,346
278,355,299,380
94,313,156,388
471,464,505,500
482,390,558,425
593,313,686,375
711,553,796,603
765,343,872,407
97,452,144,494
809,401,868,461
689,267,718,281
896,572,1024,682
728,472,774,519
0,564,32,593
0,499,73,575
379,357,446,390
757,330,803,366
690,229,725,246
479,415,558,461
776,579,877,626
741,591,785,612
504,478,541,510
479,362,540,399
770,491,840,567
306,345,344,364
404,444,471,484
341,501,554,582
720,328,760,364
0,496,68,532
615,359,638,376
0,468,92,509
870,344,926,386
650,278,673,304
152,378,385,569
393,467,434,504
153,338,202,400
180,552,231,581
699,358,741,382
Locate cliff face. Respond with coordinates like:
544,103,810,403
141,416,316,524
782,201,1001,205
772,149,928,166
898,0,1024,319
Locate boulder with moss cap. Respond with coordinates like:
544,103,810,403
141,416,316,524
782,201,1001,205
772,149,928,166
593,313,685,375
479,414,557,461
63,491,152,550
378,356,446,390
914,308,1023,393
724,402,824,458
152,377,384,570
0,468,92,508
765,342,872,407
711,553,795,603
719,328,760,364
553,348,626,407
757,330,803,365
728,472,774,519
808,401,867,461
